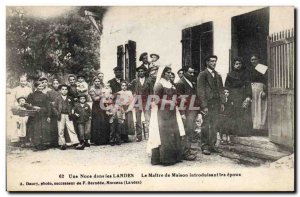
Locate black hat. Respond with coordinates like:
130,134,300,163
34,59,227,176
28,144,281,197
17,96,27,102
77,73,86,79
77,94,87,100
113,66,123,71
150,53,159,59
38,77,48,81
58,84,69,90
136,65,148,72
139,52,148,61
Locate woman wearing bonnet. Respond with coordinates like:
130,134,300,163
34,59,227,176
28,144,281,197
248,54,268,133
147,64,185,166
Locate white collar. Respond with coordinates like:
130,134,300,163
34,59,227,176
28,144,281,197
62,95,67,100
207,68,214,74
139,77,145,84
159,78,172,88
116,78,121,83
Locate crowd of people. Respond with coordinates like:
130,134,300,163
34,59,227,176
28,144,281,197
8,52,268,166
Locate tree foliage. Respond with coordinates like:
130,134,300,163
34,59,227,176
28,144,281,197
6,7,103,87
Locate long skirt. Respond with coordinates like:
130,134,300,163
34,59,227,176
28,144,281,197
28,113,51,147
91,101,110,145
229,88,252,136
124,111,135,135
151,109,182,165
251,83,268,130
49,116,59,147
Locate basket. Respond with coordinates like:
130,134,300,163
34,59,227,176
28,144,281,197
11,108,38,117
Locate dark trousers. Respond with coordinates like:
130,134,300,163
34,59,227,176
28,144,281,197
182,111,198,156
109,119,122,144
77,120,91,142
135,101,151,140
201,99,221,150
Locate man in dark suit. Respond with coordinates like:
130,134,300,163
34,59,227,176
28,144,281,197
129,65,152,142
108,67,124,94
196,55,224,155
176,67,200,160
67,74,78,102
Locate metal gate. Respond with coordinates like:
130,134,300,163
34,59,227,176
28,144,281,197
267,29,294,149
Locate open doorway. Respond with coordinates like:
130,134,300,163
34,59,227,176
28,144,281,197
231,7,270,66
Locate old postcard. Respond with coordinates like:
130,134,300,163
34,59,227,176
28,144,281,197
6,6,295,192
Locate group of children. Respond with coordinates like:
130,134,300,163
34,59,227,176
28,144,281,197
11,82,92,150
10,73,137,150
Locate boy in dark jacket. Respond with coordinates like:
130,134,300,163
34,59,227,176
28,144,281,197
54,84,80,150
74,94,92,149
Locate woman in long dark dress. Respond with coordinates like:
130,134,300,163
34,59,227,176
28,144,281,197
147,65,185,166
27,81,51,150
47,78,61,147
89,76,110,145
225,57,252,136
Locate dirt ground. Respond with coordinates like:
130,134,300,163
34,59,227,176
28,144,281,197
6,139,295,192
7,139,261,169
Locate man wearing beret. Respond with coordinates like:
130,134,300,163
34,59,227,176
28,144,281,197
129,65,152,142
38,77,51,94
139,52,150,70
67,74,78,102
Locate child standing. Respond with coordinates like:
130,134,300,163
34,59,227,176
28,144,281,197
116,81,135,142
217,89,234,145
11,97,30,147
53,84,80,150
104,88,124,146
76,74,92,108
74,94,92,149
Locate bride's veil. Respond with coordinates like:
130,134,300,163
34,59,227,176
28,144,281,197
146,65,166,154
146,64,185,155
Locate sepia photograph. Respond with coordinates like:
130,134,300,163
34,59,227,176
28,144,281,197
5,5,295,192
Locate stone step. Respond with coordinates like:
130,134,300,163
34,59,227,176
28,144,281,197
218,144,290,162
220,150,267,166
230,136,292,154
